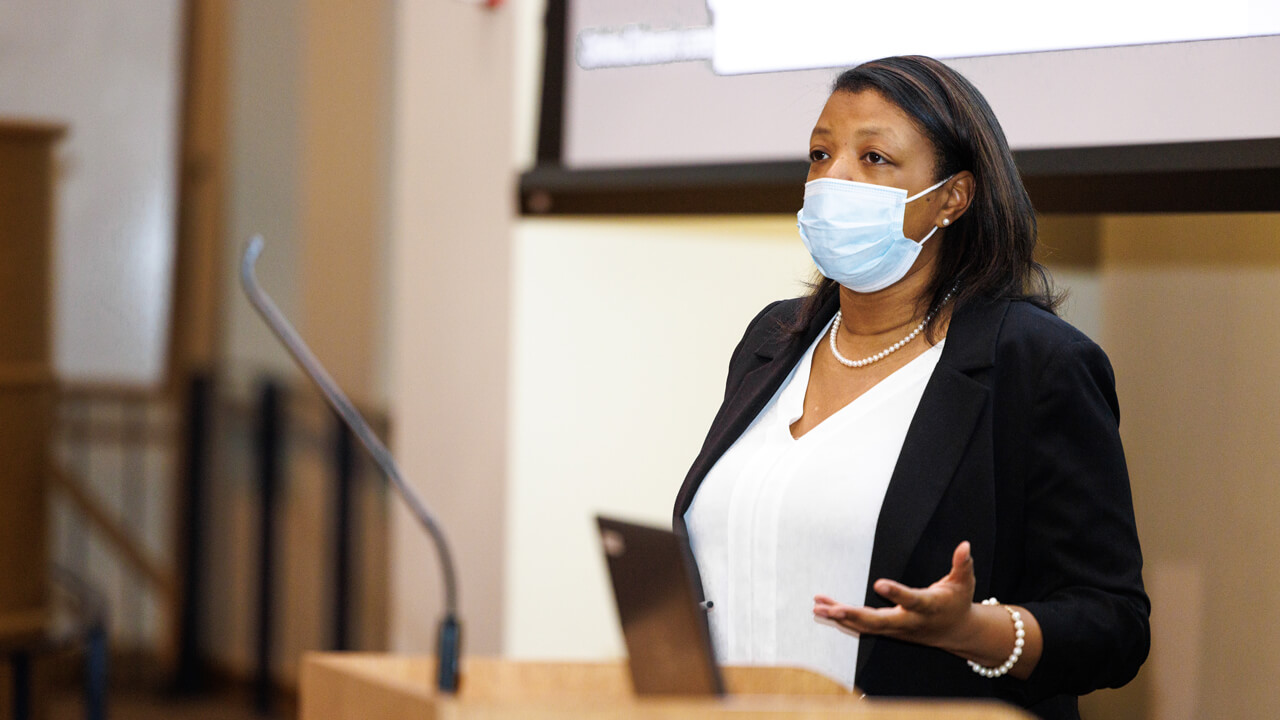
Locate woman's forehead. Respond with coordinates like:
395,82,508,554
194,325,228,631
813,90,926,146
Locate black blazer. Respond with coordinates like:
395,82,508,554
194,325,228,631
673,293,1150,720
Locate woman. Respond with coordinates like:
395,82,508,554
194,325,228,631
673,56,1149,719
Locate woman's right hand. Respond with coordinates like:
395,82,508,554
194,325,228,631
813,541,977,648
812,541,1042,678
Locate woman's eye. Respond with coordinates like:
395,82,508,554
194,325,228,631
808,149,829,163
864,151,887,165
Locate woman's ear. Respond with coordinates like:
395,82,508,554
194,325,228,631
938,171,975,226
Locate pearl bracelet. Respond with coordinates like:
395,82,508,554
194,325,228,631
966,598,1025,678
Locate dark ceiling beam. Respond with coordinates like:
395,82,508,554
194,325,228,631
519,139,1280,215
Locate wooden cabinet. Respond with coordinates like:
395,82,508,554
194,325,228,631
0,120,63,648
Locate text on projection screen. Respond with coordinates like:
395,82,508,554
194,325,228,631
567,0,1280,168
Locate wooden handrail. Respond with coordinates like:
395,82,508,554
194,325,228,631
58,420,174,448
59,380,389,438
48,464,177,604
58,381,167,404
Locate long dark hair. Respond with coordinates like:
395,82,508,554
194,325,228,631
794,55,1060,335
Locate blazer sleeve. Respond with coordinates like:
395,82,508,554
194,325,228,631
1016,338,1151,702
719,300,783,401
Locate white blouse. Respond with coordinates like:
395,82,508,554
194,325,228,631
684,319,944,689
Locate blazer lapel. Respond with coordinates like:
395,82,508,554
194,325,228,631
673,295,837,526
855,298,1008,678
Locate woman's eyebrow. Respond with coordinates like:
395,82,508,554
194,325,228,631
855,126,893,139
809,126,896,141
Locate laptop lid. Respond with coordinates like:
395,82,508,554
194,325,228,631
596,515,724,696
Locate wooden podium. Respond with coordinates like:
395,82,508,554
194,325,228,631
301,655,1033,719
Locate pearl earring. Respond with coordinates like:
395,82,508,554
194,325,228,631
942,218,950,226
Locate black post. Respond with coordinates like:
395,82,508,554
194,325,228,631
331,412,356,651
536,0,567,165
11,652,31,720
174,372,211,693
85,621,108,720
253,380,283,715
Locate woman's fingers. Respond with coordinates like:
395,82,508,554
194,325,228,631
873,578,930,611
947,540,975,584
815,593,921,628
812,605,843,620
813,596,856,620
812,595,841,617
822,604,909,635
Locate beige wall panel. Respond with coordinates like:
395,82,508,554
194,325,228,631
211,0,393,684
1036,214,1102,270
1146,560,1205,720
386,0,515,656
223,0,304,390
1038,214,1105,342
1104,214,1280,268
1101,213,1280,718
298,0,391,406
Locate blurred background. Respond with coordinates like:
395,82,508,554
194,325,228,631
1,1,1277,719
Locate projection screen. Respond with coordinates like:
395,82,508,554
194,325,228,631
522,0,1280,214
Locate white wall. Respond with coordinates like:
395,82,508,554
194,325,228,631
0,0,183,385
505,216,815,658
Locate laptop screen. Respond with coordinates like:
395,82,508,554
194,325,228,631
596,515,724,696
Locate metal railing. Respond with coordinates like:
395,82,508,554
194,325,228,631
48,372,387,715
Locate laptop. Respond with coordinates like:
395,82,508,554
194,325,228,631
595,515,724,696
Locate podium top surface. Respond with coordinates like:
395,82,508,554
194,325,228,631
301,653,1034,720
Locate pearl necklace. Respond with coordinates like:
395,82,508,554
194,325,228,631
828,288,955,368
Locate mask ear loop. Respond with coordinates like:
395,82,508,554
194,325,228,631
907,174,955,245
905,174,955,203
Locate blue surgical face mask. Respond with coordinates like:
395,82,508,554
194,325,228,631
797,175,952,293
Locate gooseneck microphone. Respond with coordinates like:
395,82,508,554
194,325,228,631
240,236,462,692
